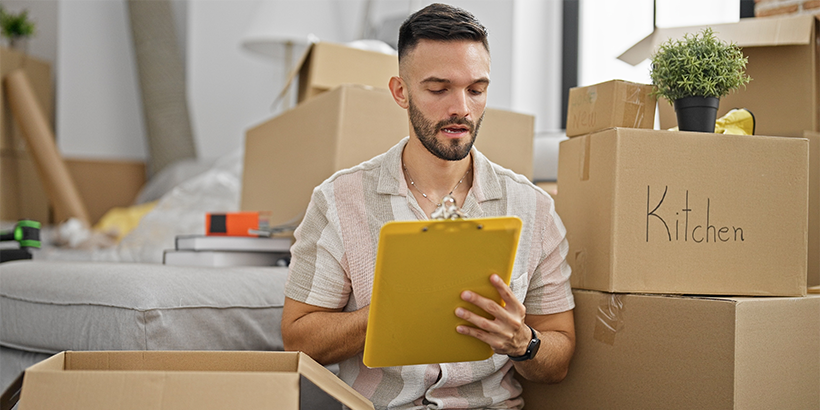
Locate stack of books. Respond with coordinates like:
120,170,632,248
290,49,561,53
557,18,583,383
162,235,292,267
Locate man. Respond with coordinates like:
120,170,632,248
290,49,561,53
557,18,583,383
282,3,574,409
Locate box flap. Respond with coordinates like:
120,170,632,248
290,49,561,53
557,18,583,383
275,42,317,106
0,371,23,410
297,352,375,410
619,14,817,66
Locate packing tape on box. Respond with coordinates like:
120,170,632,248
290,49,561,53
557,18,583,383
623,83,649,129
593,293,624,345
579,135,591,181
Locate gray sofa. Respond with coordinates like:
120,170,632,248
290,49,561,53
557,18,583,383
0,260,339,408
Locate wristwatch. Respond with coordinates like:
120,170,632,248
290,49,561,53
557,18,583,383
508,325,541,361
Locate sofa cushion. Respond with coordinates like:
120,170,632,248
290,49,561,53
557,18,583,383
0,260,287,353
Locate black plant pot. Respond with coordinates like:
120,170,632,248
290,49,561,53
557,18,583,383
674,96,720,133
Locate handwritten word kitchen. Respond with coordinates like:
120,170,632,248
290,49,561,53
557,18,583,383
645,185,745,243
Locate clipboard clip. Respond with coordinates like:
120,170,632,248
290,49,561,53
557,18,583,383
430,195,465,220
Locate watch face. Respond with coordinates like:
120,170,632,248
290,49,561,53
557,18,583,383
528,337,541,360
509,327,541,361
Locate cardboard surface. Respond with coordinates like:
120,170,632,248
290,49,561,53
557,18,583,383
0,150,50,223
557,128,809,296
802,131,820,287
282,41,398,105
64,158,146,225
6,351,373,410
6,70,90,225
566,80,656,137
0,47,53,223
620,15,819,137
518,289,820,410
242,84,534,227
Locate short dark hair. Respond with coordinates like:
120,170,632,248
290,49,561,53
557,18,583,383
397,3,489,62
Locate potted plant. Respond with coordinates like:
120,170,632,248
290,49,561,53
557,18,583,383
650,28,751,133
0,5,35,50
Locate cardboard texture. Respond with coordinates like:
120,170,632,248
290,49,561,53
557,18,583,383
5,70,90,225
64,158,146,225
242,84,534,227
518,289,820,410
0,47,52,223
802,131,820,287
620,15,819,137
565,80,656,137
4,351,374,410
282,41,398,105
556,128,809,296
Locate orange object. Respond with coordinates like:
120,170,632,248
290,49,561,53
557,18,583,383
205,211,270,236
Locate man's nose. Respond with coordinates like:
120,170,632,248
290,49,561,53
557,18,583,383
447,90,471,118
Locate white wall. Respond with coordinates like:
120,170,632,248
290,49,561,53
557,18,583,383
511,0,562,134
24,0,560,164
56,0,148,161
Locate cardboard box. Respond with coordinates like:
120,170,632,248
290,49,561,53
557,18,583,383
242,84,534,227
565,80,656,137
1,351,374,410
63,158,146,225
284,41,398,105
556,128,809,296
802,131,820,287
518,289,820,410
0,150,50,223
620,15,819,137
1,46,53,223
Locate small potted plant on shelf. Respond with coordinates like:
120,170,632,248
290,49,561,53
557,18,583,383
0,5,35,50
650,27,751,133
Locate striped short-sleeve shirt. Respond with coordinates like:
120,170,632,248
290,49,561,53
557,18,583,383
286,137,574,409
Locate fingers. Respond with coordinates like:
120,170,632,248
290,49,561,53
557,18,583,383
454,274,528,355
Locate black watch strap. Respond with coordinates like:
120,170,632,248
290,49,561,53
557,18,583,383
508,325,541,362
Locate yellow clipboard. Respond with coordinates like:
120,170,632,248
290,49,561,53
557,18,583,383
363,216,523,368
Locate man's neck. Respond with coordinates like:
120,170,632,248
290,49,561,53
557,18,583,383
401,136,473,208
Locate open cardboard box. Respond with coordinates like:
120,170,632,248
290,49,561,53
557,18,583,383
518,289,820,410
619,14,819,137
557,128,809,296
242,84,534,227
0,351,374,410
280,41,398,105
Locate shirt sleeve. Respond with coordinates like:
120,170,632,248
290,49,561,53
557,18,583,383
284,185,352,310
523,193,575,315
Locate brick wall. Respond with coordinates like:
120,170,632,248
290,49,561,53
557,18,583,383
755,0,820,17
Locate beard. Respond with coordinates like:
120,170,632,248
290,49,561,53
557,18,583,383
408,98,483,161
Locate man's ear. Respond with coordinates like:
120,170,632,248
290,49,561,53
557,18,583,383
389,76,409,109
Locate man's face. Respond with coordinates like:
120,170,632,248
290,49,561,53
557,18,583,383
401,39,490,161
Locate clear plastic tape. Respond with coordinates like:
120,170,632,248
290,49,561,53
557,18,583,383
623,83,648,128
593,293,624,345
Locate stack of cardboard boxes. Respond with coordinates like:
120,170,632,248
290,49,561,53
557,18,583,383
0,47,52,224
1,46,146,226
520,14,820,410
240,41,536,227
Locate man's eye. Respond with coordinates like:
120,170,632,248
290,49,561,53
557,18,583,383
469,89,484,96
429,89,446,94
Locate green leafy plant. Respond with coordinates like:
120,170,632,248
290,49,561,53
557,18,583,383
0,5,35,45
650,28,750,103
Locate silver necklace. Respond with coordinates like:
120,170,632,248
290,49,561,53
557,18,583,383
403,162,471,207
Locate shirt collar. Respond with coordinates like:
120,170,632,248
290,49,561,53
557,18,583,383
377,136,504,206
